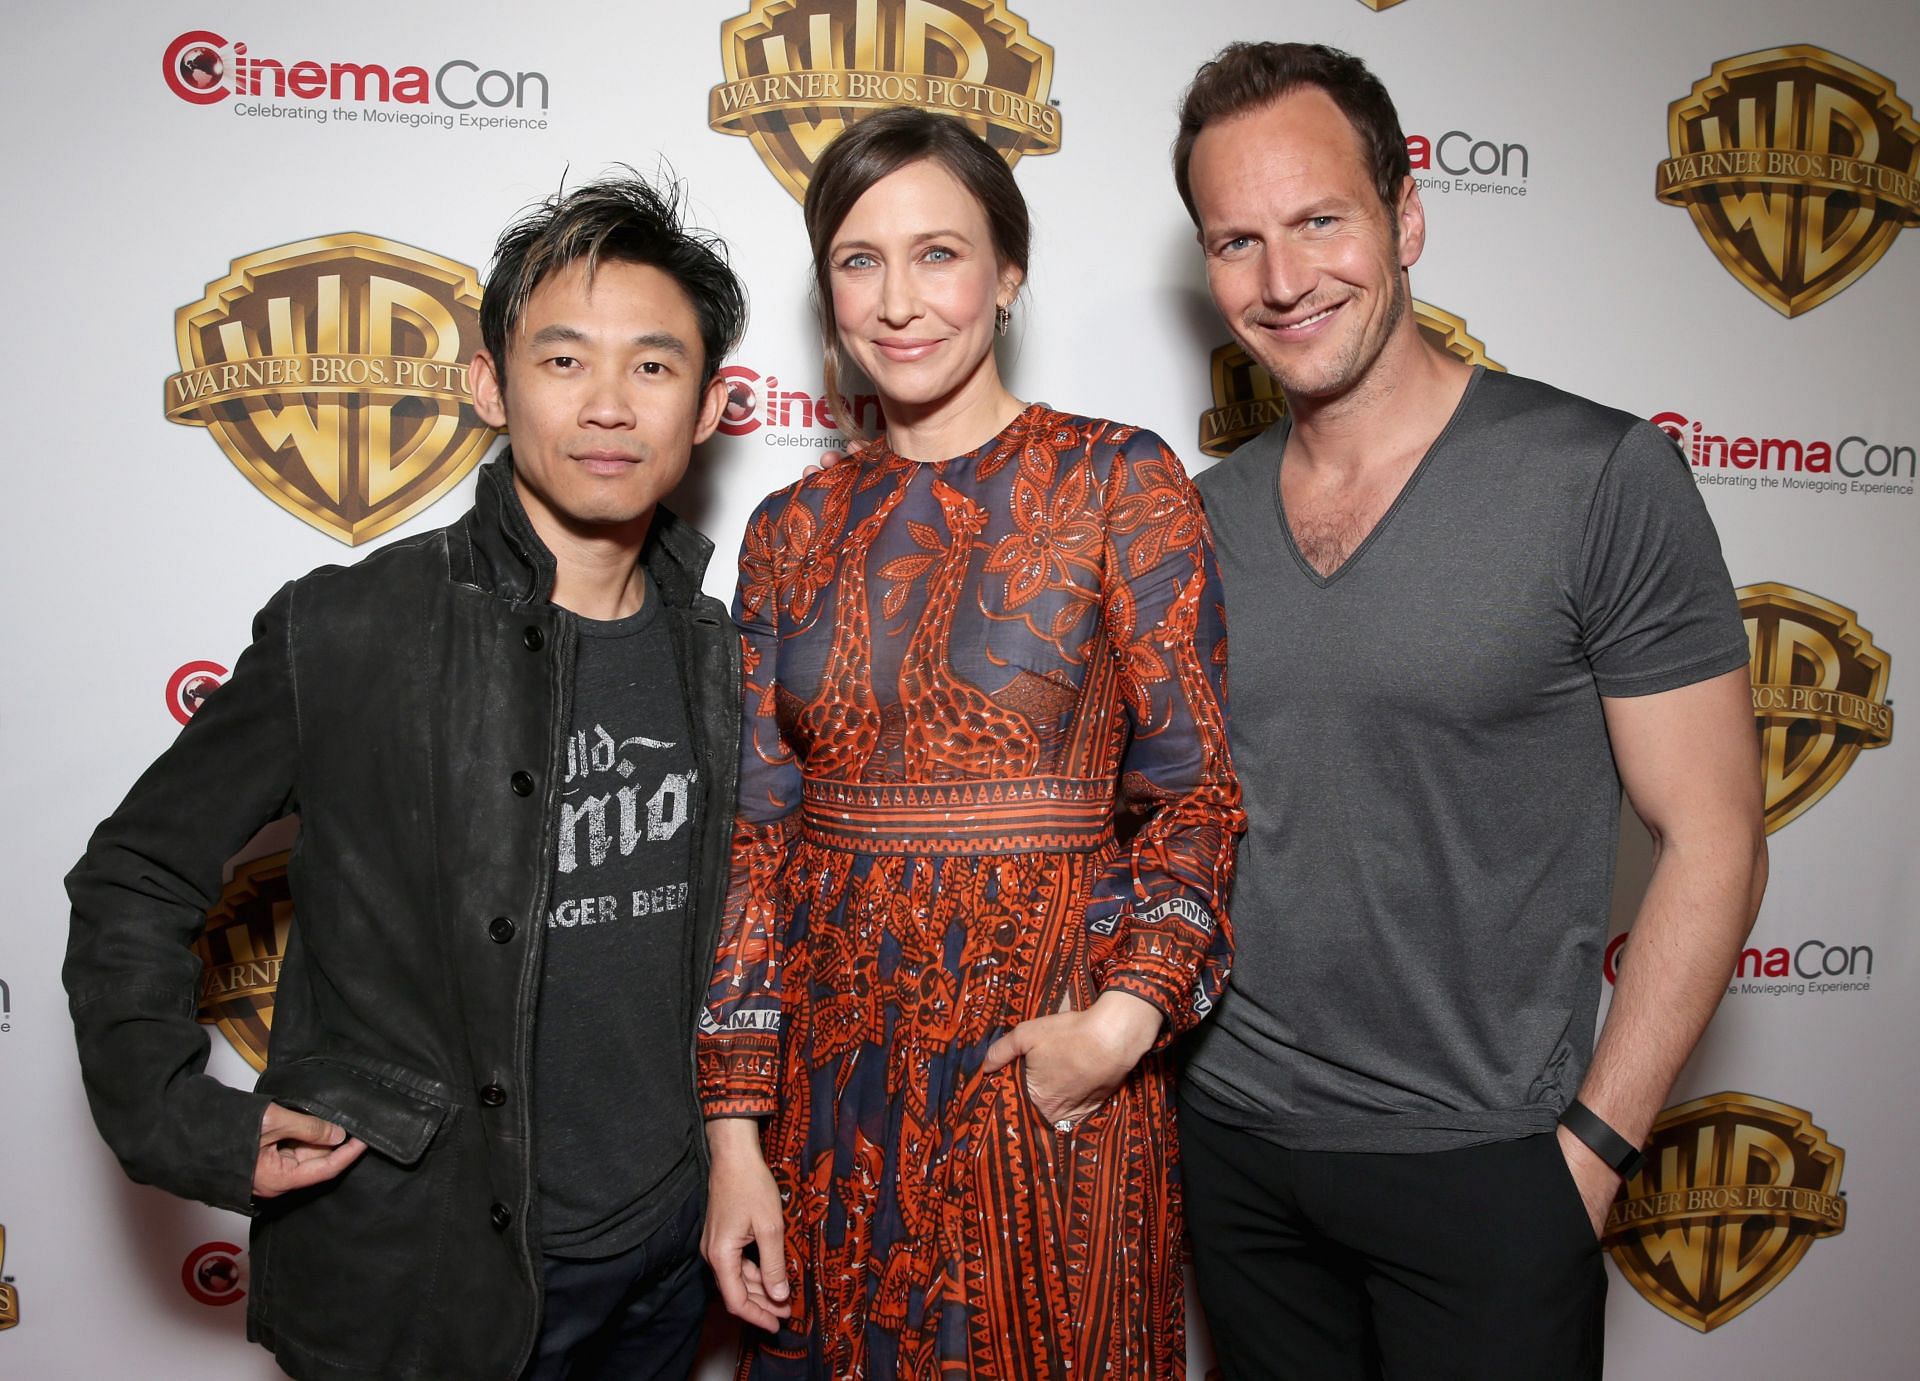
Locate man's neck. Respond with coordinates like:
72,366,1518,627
1285,329,1473,481
515,478,653,621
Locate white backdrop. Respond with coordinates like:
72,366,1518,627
3,1,1916,1376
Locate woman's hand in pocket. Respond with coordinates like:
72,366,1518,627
982,990,1162,1128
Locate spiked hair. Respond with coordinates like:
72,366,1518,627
480,170,748,385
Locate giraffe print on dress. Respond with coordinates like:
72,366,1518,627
702,405,1244,1379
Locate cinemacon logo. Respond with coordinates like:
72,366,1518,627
715,365,881,447
1406,127,1530,198
1653,411,1915,480
1408,129,1529,178
163,29,548,111
1607,932,1872,984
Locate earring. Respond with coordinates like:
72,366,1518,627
994,303,1011,337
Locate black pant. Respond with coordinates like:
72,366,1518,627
1181,1098,1605,1381
519,1188,710,1381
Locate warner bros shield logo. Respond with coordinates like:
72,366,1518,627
192,851,294,1072
1603,1093,1846,1332
0,1224,17,1330
1739,583,1894,833
1657,47,1920,317
166,234,498,545
710,0,1062,203
1199,302,1502,458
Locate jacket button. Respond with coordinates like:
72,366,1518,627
522,626,544,651
479,1084,507,1107
510,771,535,796
490,1203,513,1231
488,916,516,943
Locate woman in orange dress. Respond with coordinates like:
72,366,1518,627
699,107,1242,1379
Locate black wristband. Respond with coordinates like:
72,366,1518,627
1558,1099,1645,1180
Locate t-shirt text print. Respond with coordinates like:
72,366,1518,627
549,721,696,929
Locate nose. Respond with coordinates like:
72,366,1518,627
1258,240,1315,311
578,367,636,428
877,263,919,328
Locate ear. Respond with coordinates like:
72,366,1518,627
469,349,508,430
1394,174,1426,271
997,262,1026,309
691,371,730,447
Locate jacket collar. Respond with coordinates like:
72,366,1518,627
461,451,714,610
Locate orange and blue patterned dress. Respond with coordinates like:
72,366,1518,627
699,405,1242,1378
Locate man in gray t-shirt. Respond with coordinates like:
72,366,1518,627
1170,43,1768,1379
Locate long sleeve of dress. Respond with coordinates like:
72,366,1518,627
1083,430,1244,1039
697,493,805,1118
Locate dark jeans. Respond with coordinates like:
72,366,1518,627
1181,1097,1605,1381
520,1188,709,1381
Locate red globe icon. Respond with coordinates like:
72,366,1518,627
179,46,223,91
163,30,231,104
181,1241,247,1305
166,660,230,726
725,379,757,423
716,366,763,437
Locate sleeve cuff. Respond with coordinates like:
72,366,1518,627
1097,968,1193,1048
696,1033,781,1117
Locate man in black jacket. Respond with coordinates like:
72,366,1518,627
65,174,748,1381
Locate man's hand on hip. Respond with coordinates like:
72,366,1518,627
254,1103,366,1199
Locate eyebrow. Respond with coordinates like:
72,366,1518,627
832,228,976,252
1295,198,1358,219
525,324,690,357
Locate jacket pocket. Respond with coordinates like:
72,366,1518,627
255,1052,454,1165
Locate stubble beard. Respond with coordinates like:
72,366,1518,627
1247,268,1410,409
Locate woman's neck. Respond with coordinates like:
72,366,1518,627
880,363,1026,462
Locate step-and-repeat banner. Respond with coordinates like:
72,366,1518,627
3,1,1915,1376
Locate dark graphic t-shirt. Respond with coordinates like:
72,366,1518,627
535,578,699,1257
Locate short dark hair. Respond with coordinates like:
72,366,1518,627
803,107,1030,434
480,170,748,386
1172,43,1410,224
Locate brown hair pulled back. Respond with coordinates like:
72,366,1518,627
803,107,1031,439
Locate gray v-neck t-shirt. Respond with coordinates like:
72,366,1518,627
1184,367,1748,1152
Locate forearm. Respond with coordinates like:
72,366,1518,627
704,1114,766,1159
1576,826,1767,1144
697,812,796,1116
65,585,300,1208
1091,784,1241,1043
1087,989,1162,1064
66,830,276,1210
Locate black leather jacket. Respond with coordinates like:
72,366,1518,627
64,455,741,1380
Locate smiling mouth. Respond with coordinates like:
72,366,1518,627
872,338,943,361
1266,303,1343,333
